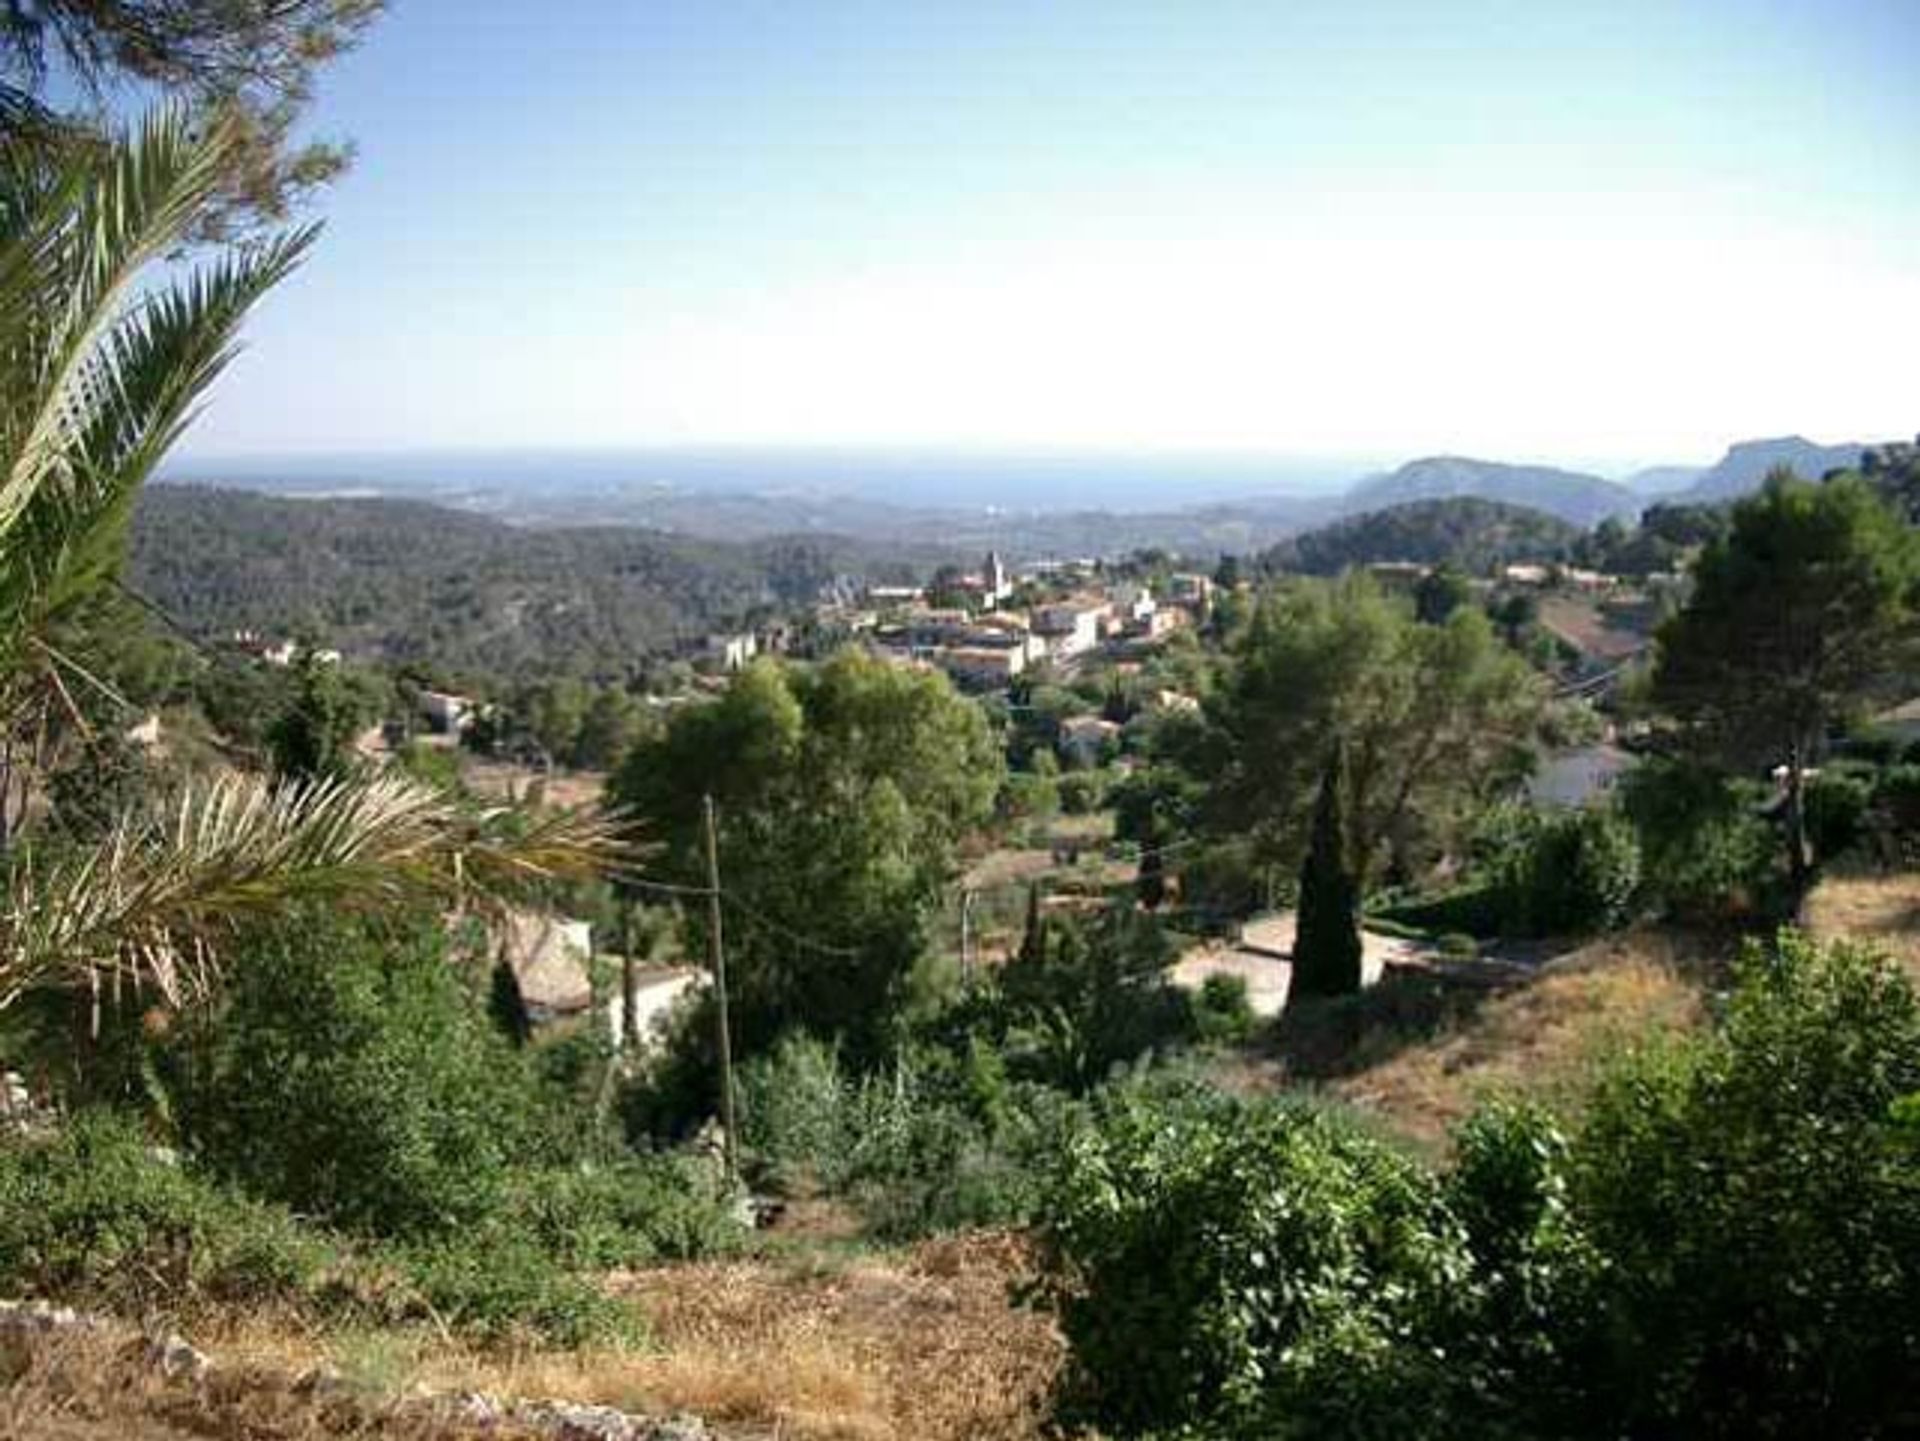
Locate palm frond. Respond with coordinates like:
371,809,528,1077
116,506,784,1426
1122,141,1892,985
0,770,643,1012
1,106,231,536
0,105,314,688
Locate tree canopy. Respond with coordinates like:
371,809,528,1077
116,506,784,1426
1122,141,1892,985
1654,468,1918,886
611,650,1001,1061
1198,573,1546,888
1,0,383,234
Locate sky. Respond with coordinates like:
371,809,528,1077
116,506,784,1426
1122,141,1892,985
175,0,1920,476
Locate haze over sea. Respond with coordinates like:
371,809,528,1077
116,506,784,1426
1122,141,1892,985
161,447,1387,515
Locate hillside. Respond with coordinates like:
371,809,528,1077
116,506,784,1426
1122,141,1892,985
1345,456,1636,528
127,486,943,680
1622,463,1704,494
1264,496,1581,575
1684,435,1865,501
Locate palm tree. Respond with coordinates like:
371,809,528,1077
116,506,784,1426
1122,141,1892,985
0,109,632,1016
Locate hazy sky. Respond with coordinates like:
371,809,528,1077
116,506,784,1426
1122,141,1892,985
178,0,1920,472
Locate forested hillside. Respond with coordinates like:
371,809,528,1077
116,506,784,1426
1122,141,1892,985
1264,496,1581,574
129,486,944,678
1344,455,1637,527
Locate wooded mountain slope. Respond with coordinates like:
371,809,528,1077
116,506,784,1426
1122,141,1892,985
128,486,939,679
1265,496,1581,575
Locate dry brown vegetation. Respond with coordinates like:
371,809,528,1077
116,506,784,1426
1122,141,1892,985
1803,868,1920,978
1235,930,1715,1153
600,1232,1055,1441
0,1326,545,1441
138,1232,1055,1441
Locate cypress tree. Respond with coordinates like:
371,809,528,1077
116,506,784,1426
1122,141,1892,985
1018,882,1046,968
1137,844,1167,911
1291,743,1362,1002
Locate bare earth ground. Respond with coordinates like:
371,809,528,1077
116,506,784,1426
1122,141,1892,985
461,759,608,811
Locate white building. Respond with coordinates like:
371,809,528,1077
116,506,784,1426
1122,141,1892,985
605,967,707,1053
705,632,759,672
1033,599,1109,661
419,690,475,736
498,910,595,1022
1528,744,1636,809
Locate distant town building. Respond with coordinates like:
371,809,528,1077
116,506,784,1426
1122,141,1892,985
1033,597,1109,661
1528,744,1635,809
419,690,475,736
498,910,595,1023
1059,715,1123,768
605,966,706,1052
704,632,759,672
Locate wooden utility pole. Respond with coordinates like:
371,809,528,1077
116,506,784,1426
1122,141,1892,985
619,902,640,1050
702,793,739,1184
959,887,978,991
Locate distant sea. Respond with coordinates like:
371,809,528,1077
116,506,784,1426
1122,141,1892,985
159,446,1378,515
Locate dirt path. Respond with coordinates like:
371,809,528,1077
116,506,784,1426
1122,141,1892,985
1169,911,1429,1017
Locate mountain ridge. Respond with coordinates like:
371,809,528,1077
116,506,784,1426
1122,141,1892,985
1343,455,1638,528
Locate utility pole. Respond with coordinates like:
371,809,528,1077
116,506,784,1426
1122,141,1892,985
619,901,640,1050
702,793,739,1185
959,887,978,991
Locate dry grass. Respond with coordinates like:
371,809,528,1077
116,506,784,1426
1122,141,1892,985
599,1232,1054,1441
196,1233,1056,1441
0,1326,542,1441
1313,932,1710,1152
1802,868,1920,979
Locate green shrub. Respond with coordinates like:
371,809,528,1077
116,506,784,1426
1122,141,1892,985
0,1111,331,1309
185,911,532,1239
383,1233,636,1348
1035,1084,1475,1440
1035,933,1920,1440
1437,930,1479,959
1572,930,1920,1439
1804,767,1874,861
1057,770,1108,815
736,1033,1084,1239
506,1156,744,1271
1191,972,1254,1043
1493,807,1641,937
1620,760,1777,920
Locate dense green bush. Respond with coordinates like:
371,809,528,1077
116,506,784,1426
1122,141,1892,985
1491,806,1641,937
1804,766,1874,861
1619,760,1778,920
380,1233,635,1348
1572,930,1920,1439
736,1033,1085,1238
1036,1083,1476,1440
996,906,1192,1092
0,1111,332,1310
506,1156,744,1271
1034,932,1920,1440
185,912,533,1239
1056,769,1109,815
1191,972,1255,1043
